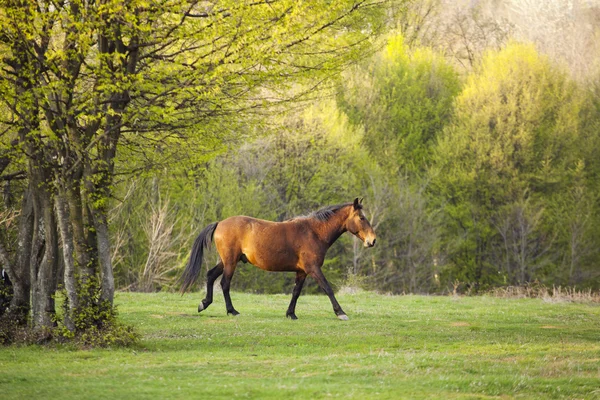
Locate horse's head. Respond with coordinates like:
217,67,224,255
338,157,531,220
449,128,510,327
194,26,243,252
346,198,377,248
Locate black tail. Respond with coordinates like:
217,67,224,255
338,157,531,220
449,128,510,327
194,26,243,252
180,222,219,293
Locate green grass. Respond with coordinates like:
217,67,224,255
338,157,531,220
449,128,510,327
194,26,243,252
1,291,599,399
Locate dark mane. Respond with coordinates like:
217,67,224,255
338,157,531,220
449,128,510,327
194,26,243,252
287,202,363,222
309,204,347,221
309,202,361,222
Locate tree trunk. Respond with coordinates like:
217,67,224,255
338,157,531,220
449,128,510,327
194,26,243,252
29,168,59,331
0,185,34,323
66,179,92,278
55,187,77,331
10,185,34,320
95,211,114,304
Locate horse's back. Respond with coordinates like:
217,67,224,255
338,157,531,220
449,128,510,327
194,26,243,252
215,215,278,236
215,215,296,247
214,215,306,271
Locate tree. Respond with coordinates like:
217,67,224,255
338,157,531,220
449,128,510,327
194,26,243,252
0,0,396,335
431,42,586,289
334,34,459,293
339,34,461,176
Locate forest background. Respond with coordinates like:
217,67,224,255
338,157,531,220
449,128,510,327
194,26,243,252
1,0,599,337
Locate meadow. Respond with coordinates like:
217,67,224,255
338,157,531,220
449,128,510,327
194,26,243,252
1,291,599,399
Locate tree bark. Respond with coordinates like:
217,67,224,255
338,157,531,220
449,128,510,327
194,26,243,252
54,187,77,331
66,179,92,278
9,185,34,321
95,211,114,304
29,166,59,331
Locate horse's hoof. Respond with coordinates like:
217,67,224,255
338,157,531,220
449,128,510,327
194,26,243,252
287,313,298,320
198,303,205,312
337,314,349,321
227,310,240,316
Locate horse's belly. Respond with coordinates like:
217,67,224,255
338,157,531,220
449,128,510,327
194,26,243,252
238,220,301,271
245,248,299,272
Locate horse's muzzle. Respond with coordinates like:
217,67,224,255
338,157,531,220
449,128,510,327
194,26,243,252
365,238,376,248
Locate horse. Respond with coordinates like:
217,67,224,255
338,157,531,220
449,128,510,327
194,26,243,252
180,198,376,320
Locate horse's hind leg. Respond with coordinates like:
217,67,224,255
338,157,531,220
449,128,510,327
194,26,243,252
198,262,224,312
286,271,307,320
221,262,239,316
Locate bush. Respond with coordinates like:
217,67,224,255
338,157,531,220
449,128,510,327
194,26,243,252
53,282,139,348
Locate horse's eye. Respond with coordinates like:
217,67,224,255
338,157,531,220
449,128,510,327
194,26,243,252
360,217,366,221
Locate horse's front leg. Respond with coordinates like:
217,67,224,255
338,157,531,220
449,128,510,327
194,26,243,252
309,266,348,320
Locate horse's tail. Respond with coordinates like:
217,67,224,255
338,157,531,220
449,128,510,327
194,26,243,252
180,222,219,294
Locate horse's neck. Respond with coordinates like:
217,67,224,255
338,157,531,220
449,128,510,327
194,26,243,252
311,207,349,247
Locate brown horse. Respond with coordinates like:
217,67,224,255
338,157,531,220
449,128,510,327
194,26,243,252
180,198,376,320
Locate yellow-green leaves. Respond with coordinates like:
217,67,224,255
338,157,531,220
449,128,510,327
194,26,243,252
430,42,592,287
340,33,461,175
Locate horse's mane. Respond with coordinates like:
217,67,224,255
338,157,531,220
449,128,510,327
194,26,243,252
290,202,361,222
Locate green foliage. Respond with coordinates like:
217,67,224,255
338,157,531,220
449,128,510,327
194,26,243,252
332,34,462,293
53,279,139,347
431,42,593,289
339,34,461,174
104,0,395,178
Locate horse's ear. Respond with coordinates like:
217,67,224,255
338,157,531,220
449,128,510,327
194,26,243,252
359,197,363,205
353,197,360,210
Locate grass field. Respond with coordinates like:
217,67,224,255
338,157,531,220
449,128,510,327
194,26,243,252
1,291,599,399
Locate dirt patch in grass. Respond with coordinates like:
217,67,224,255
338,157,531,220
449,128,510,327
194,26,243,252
450,322,470,327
